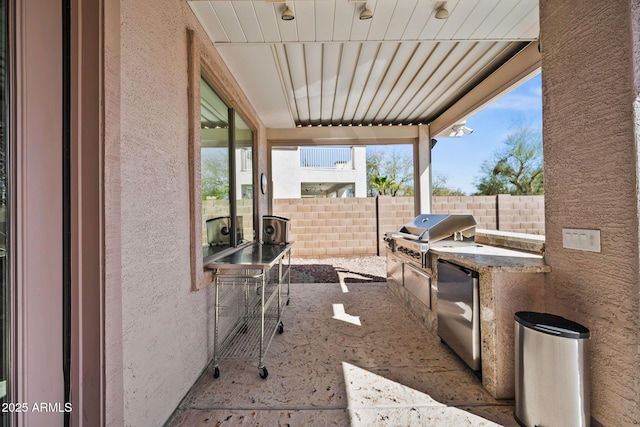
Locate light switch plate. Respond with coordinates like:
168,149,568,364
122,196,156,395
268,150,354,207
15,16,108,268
562,228,601,252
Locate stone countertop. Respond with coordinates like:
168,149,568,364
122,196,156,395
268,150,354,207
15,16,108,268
429,243,551,274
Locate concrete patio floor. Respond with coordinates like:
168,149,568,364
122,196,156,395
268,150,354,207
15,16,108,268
166,279,518,426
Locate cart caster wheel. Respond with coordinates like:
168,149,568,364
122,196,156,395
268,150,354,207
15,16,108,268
259,366,268,379
277,322,284,334
213,366,220,378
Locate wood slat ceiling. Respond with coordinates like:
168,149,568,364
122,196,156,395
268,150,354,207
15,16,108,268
189,0,539,128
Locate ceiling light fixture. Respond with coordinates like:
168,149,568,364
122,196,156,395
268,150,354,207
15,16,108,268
281,5,294,21
359,5,373,20
435,5,449,19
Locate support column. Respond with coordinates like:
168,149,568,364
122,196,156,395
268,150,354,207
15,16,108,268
541,1,640,425
415,125,432,214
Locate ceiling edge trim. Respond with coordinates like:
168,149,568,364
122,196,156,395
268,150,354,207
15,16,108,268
429,41,541,138
267,125,420,145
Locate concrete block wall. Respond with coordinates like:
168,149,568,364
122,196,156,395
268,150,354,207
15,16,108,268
273,198,378,257
495,194,545,234
274,195,545,257
432,195,544,234
432,195,498,229
376,196,416,251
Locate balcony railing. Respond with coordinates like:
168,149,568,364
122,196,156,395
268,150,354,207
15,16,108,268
240,148,252,172
300,147,353,169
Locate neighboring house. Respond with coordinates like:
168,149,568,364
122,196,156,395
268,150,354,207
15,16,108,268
272,146,367,198
236,147,254,199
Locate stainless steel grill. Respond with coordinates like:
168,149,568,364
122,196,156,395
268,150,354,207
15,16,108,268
384,214,476,269
384,214,480,373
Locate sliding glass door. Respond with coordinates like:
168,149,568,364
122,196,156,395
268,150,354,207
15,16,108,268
0,0,9,423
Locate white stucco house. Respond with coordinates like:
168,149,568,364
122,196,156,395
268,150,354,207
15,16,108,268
271,146,367,198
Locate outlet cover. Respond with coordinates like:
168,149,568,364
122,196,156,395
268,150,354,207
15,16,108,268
562,228,601,253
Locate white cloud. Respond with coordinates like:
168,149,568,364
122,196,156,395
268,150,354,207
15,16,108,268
487,91,542,111
486,77,542,111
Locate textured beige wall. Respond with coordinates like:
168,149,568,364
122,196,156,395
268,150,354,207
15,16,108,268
541,0,640,424
105,0,124,424
115,1,266,425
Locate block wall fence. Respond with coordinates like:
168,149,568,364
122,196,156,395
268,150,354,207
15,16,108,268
273,195,545,258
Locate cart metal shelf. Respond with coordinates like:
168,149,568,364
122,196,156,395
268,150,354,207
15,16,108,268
206,242,292,379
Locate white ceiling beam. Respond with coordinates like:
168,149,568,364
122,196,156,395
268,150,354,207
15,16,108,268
211,37,538,46
429,41,540,138
267,125,419,146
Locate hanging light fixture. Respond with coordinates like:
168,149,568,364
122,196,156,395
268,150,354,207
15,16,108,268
281,5,294,21
435,5,449,19
359,5,373,20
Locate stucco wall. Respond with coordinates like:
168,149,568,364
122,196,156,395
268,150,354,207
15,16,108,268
105,0,124,424
540,0,640,425
116,1,266,425
272,148,302,198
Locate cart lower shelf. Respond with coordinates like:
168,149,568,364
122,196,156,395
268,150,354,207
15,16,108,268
217,300,284,361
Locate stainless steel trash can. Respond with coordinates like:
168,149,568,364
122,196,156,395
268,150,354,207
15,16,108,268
514,311,590,427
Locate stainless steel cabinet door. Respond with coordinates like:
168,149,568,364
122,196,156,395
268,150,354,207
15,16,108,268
386,253,403,288
436,260,480,371
404,263,431,309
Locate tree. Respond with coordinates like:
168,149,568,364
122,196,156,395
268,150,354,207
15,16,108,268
370,175,395,195
202,149,230,199
474,124,543,195
366,147,414,196
432,173,466,196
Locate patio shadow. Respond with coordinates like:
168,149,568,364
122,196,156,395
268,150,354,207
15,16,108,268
290,263,340,283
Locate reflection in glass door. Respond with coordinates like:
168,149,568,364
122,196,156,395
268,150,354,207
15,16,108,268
0,0,8,423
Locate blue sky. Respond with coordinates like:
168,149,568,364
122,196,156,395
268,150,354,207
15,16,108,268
430,72,542,194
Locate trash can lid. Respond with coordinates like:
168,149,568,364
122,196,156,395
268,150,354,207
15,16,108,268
515,311,590,339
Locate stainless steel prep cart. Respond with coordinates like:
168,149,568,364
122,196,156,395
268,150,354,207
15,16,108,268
206,242,292,379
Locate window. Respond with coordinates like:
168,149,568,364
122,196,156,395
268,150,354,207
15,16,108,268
234,112,254,244
200,77,254,261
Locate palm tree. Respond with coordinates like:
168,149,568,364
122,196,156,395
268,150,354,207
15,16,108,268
371,175,395,196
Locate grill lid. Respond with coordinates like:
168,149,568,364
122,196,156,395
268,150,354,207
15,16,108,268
398,214,476,242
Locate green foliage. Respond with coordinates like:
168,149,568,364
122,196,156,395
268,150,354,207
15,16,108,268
366,147,414,196
474,123,544,195
432,173,466,196
202,150,230,200
370,175,395,195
